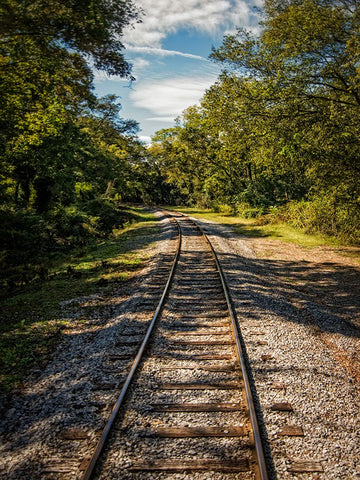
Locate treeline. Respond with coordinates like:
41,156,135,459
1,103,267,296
150,0,360,244
0,0,173,287
1,1,359,288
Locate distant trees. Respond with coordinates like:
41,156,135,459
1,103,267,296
152,0,360,242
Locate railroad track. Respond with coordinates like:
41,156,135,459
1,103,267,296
80,211,268,479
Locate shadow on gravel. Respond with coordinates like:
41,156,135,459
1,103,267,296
2,215,358,480
0,216,179,479
218,251,360,338
197,218,359,337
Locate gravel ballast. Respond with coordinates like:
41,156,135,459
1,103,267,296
0,211,359,479
194,216,360,479
0,213,178,480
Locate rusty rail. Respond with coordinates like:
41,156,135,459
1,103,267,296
193,215,269,480
82,215,181,480
82,210,269,479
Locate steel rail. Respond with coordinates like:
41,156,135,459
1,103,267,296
82,215,181,480
176,212,269,480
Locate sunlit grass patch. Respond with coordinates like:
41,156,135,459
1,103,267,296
248,222,332,247
170,206,341,248
0,207,159,393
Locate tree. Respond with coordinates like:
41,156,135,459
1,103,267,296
0,0,141,211
0,37,93,206
0,0,139,76
209,0,360,239
77,95,139,203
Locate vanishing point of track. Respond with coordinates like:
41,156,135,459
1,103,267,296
82,211,268,479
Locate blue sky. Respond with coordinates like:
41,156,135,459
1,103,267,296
93,0,262,144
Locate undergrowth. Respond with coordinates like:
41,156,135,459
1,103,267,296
0,207,159,393
170,206,358,250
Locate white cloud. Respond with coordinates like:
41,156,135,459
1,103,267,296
92,69,129,83
126,0,259,48
146,116,178,122
126,46,206,61
138,135,152,145
130,75,217,117
93,70,110,81
132,57,151,74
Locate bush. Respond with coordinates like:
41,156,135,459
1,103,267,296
269,197,360,244
193,192,212,209
242,207,266,219
0,208,48,255
0,208,51,287
234,201,251,216
48,206,96,245
83,198,134,235
212,203,234,215
0,200,138,289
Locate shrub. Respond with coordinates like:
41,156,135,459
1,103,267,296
193,192,212,209
234,202,266,218
211,203,234,215
269,197,360,244
234,201,251,216
48,206,95,245
83,198,135,235
0,208,48,255
0,208,51,288
242,207,266,219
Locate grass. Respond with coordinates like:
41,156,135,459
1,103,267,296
235,221,333,248
0,207,160,393
170,206,351,249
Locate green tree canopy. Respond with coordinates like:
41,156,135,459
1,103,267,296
0,0,141,210
0,0,139,76
152,0,360,241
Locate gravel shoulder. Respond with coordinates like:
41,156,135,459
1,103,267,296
194,216,360,479
1,212,359,480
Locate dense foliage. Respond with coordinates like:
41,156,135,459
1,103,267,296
151,0,360,243
0,0,171,288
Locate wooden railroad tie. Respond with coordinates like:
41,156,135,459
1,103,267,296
174,330,230,335
191,353,233,360
151,402,244,412
261,354,274,361
172,300,227,307
107,354,132,361
159,382,241,390
278,425,304,436
167,321,229,328
161,364,236,372
128,458,250,472
170,340,234,345
42,458,80,474
58,428,89,440
152,426,248,437
178,312,228,318
288,461,323,473
271,382,287,390
91,382,117,391
270,402,293,412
